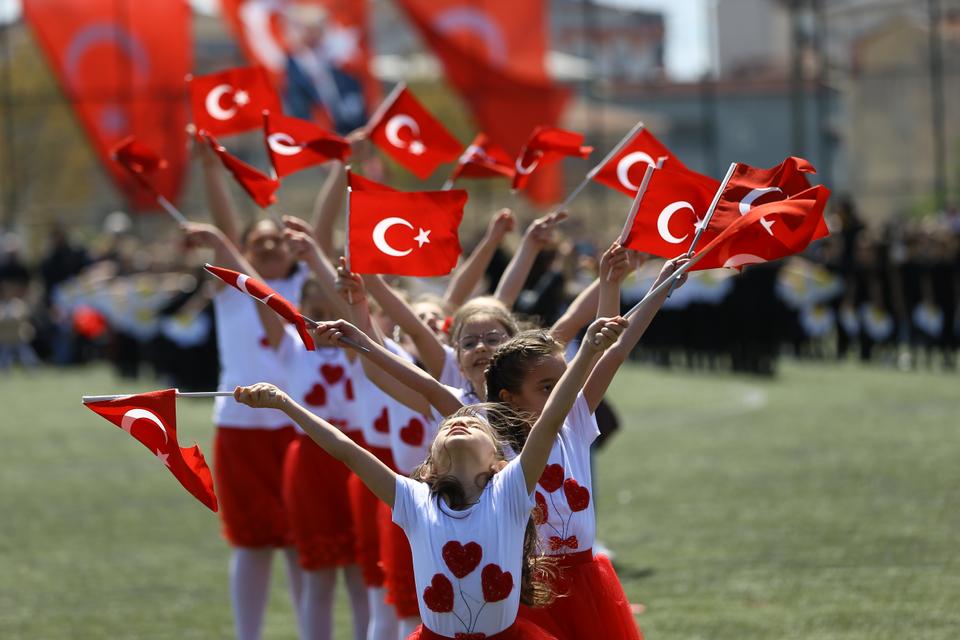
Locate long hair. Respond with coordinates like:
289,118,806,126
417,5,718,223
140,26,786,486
411,404,556,607
483,330,565,452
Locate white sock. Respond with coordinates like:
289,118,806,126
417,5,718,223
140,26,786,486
283,547,305,634
398,617,421,639
229,547,273,640
301,568,336,640
344,564,371,640
366,586,398,640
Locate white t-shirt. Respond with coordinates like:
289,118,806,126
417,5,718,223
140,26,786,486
440,344,482,404
532,392,600,556
353,338,415,451
212,264,308,428
277,325,362,436
393,458,534,636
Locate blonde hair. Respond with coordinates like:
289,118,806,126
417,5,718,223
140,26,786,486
411,404,556,607
449,297,519,352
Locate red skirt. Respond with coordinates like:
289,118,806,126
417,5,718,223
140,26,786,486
348,468,385,587
518,552,642,640
214,425,296,548
378,501,419,618
408,618,558,640
283,433,355,569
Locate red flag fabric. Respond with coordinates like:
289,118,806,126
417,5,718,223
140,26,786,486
624,167,721,260
110,136,167,198
200,132,280,208
710,157,827,239
84,389,218,512
22,0,191,211
693,185,831,270
189,66,281,137
592,128,686,197
264,111,351,179
366,85,463,179
347,170,397,192
204,263,316,350
449,133,515,183
348,189,466,276
511,126,593,192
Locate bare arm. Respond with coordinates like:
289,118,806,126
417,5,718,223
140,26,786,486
494,211,567,309
281,215,352,321
444,209,515,310
236,383,397,506
520,317,627,492
310,162,347,258
199,140,242,246
583,257,687,413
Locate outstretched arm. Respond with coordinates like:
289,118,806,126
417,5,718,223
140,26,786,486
444,208,515,310
310,162,347,258
520,316,627,492
236,383,398,506
583,256,688,413
494,211,567,309
198,140,242,246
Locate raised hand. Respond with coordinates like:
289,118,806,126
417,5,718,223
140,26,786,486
488,208,516,240
652,255,691,291
311,319,367,350
234,383,290,410
282,228,317,261
583,316,629,353
599,242,635,284
181,222,226,250
525,210,568,248
336,256,365,305
281,215,313,235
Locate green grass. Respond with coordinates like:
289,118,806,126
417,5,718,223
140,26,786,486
1,362,958,638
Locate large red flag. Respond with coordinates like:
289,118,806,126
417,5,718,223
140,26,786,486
710,157,827,239
624,167,721,260
200,132,280,208
511,127,593,192
189,66,281,137
347,170,397,192
204,264,316,350
592,128,687,197
448,133,515,183
264,111,350,179
348,189,466,276
84,389,218,512
366,85,462,179
23,0,191,211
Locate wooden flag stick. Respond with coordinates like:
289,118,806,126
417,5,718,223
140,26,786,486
616,163,656,244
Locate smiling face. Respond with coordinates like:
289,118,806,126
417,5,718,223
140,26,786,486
242,220,293,280
497,353,567,419
456,316,510,386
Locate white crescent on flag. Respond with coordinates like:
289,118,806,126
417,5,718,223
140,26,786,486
616,151,657,192
121,408,169,443
205,84,238,121
372,217,414,257
657,201,694,244
268,132,304,156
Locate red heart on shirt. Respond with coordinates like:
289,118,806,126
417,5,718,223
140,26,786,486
344,378,355,401
304,384,327,407
442,540,482,579
422,573,454,612
259,336,270,348
480,564,513,602
373,407,389,433
533,492,549,525
400,418,425,447
320,364,344,385
563,477,590,512
538,464,564,493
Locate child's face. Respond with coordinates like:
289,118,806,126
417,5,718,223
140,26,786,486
434,415,499,468
413,301,445,336
243,221,292,280
456,317,509,379
501,353,566,420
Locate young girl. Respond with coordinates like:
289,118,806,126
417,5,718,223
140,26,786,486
233,312,628,639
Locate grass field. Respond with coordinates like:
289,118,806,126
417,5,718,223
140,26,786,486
1,361,958,639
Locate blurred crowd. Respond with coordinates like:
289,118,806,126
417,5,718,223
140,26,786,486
1,197,958,383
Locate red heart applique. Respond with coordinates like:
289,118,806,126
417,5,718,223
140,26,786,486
320,364,344,385
400,418,425,446
344,378,355,401
480,564,513,602
533,492,549,525
304,384,327,407
373,407,389,433
422,573,454,612
563,477,590,512
538,464,564,493
258,336,270,348
442,541,482,579
549,535,580,551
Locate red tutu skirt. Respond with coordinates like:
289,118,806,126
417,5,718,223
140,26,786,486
214,425,296,548
407,618,558,640
348,469,386,587
378,501,419,618
519,551,642,640
282,433,355,569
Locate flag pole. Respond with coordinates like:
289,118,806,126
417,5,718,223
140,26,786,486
441,178,454,191
364,82,406,137
343,176,354,305
82,391,235,403
156,195,188,225
555,121,646,213
616,163,656,244
623,247,711,319
299,315,370,353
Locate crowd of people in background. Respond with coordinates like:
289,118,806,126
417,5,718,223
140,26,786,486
0,197,958,383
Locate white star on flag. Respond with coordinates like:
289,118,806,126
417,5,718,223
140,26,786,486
233,90,250,107
408,140,426,156
414,228,431,248
155,450,171,468
694,217,707,232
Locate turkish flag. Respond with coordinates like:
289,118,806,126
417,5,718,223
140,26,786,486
592,127,687,197
189,66,281,137
366,85,462,179
710,157,827,240
448,133,515,183
22,0,191,211
264,111,351,179
624,167,720,260
511,126,593,192
204,264,316,350
693,185,831,270
347,170,397,192
110,136,167,199
200,132,280,208
348,189,466,276
84,389,218,512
